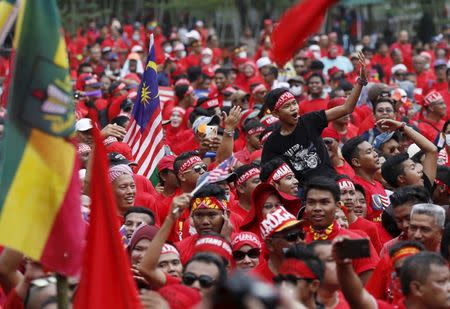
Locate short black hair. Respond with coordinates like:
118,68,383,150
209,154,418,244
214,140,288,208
111,115,130,128
265,88,290,112
400,252,447,295
192,184,227,201
389,240,425,258
329,87,344,99
306,72,325,84
354,183,366,196
389,185,431,208
310,60,325,71
381,153,410,188
341,136,366,168
338,79,353,92
284,244,324,281
372,97,395,113
443,120,450,133
174,84,190,99
260,157,287,183
123,206,155,225
304,176,340,204
187,66,202,83
174,151,200,176
214,67,230,77
185,252,227,285
267,66,279,78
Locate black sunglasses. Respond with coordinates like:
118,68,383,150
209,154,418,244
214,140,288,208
272,230,305,242
273,274,311,285
182,273,216,289
232,248,260,261
192,164,207,173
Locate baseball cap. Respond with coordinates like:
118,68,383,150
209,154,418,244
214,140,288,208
192,115,220,134
157,155,176,172
231,232,261,251
434,59,447,68
108,152,137,166
256,57,272,69
75,118,93,131
260,206,304,240
373,132,398,150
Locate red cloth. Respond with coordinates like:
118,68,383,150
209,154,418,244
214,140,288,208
357,114,376,134
439,89,450,120
328,123,359,143
252,259,276,283
175,234,200,265
334,160,355,178
415,70,436,94
305,223,379,275
353,175,389,222
334,291,351,309
73,127,142,308
416,116,445,142
372,54,393,80
134,174,157,197
298,97,329,115
389,42,413,71
4,289,23,309
366,254,393,302
376,222,393,245
228,200,250,221
349,216,383,253
235,147,253,165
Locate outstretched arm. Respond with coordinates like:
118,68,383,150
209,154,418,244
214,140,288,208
325,51,367,122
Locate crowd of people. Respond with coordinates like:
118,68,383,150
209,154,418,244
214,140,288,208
0,14,450,309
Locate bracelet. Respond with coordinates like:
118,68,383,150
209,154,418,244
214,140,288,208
356,77,368,86
224,129,234,137
399,122,406,132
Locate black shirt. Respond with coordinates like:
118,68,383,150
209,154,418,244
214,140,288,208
261,110,336,185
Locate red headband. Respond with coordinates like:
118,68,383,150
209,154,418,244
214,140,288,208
261,131,273,144
247,126,265,136
191,196,228,212
274,92,295,110
279,258,317,279
252,84,267,94
199,98,219,109
337,179,355,191
178,156,203,175
231,232,261,250
390,247,421,265
236,168,260,187
269,163,293,183
161,243,180,256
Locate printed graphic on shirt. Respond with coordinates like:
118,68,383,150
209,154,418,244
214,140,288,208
371,194,390,211
284,142,321,172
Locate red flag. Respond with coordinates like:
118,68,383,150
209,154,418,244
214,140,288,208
74,126,142,309
271,0,338,67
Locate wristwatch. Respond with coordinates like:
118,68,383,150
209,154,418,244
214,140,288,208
356,77,368,86
224,129,234,137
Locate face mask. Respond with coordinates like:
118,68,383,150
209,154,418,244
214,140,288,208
164,46,172,53
132,33,140,41
202,56,212,65
446,134,450,147
237,51,247,59
424,63,430,70
290,86,303,96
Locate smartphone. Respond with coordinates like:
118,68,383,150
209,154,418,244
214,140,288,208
205,125,218,138
336,238,370,259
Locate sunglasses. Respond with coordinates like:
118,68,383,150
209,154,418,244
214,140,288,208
185,164,207,174
232,248,260,261
182,273,216,289
272,230,305,242
273,274,311,285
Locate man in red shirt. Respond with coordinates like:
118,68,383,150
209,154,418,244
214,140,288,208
439,67,450,120
341,136,389,222
390,30,413,71
322,127,355,178
299,73,329,115
234,121,264,165
372,41,393,82
412,55,436,95
229,164,261,219
303,176,379,284
424,60,448,94
416,91,447,142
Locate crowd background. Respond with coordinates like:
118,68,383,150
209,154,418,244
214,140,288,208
0,0,450,308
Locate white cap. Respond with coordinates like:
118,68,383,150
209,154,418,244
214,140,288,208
75,118,93,131
407,143,421,158
201,48,213,56
391,64,408,75
309,44,320,52
131,45,144,53
195,20,204,28
186,30,201,41
256,57,272,69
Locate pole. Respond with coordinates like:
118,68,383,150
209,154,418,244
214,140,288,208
56,273,69,309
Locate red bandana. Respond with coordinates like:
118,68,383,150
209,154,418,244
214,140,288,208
269,163,293,183
337,179,355,191
236,168,260,187
178,156,202,175
274,91,295,110
190,196,228,212
247,126,265,136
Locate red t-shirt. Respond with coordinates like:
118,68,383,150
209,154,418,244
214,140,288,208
335,160,356,178
305,224,379,275
228,200,249,222
349,216,383,253
439,89,450,120
299,97,329,115
175,234,200,265
235,147,252,165
353,175,390,223
417,117,445,142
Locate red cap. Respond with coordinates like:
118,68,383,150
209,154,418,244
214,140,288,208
158,284,201,309
231,232,261,251
106,142,133,161
423,90,444,107
260,206,303,239
327,66,342,77
194,235,232,264
157,155,176,172
327,97,346,109
321,127,340,142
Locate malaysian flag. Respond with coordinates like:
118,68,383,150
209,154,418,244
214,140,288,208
123,34,164,179
159,86,174,107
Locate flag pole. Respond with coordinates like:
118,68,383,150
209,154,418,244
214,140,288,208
56,273,69,309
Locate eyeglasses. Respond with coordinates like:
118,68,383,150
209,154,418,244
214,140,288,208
273,274,311,285
232,248,261,261
184,164,207,174
182,273,216,288
271,230,305,242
